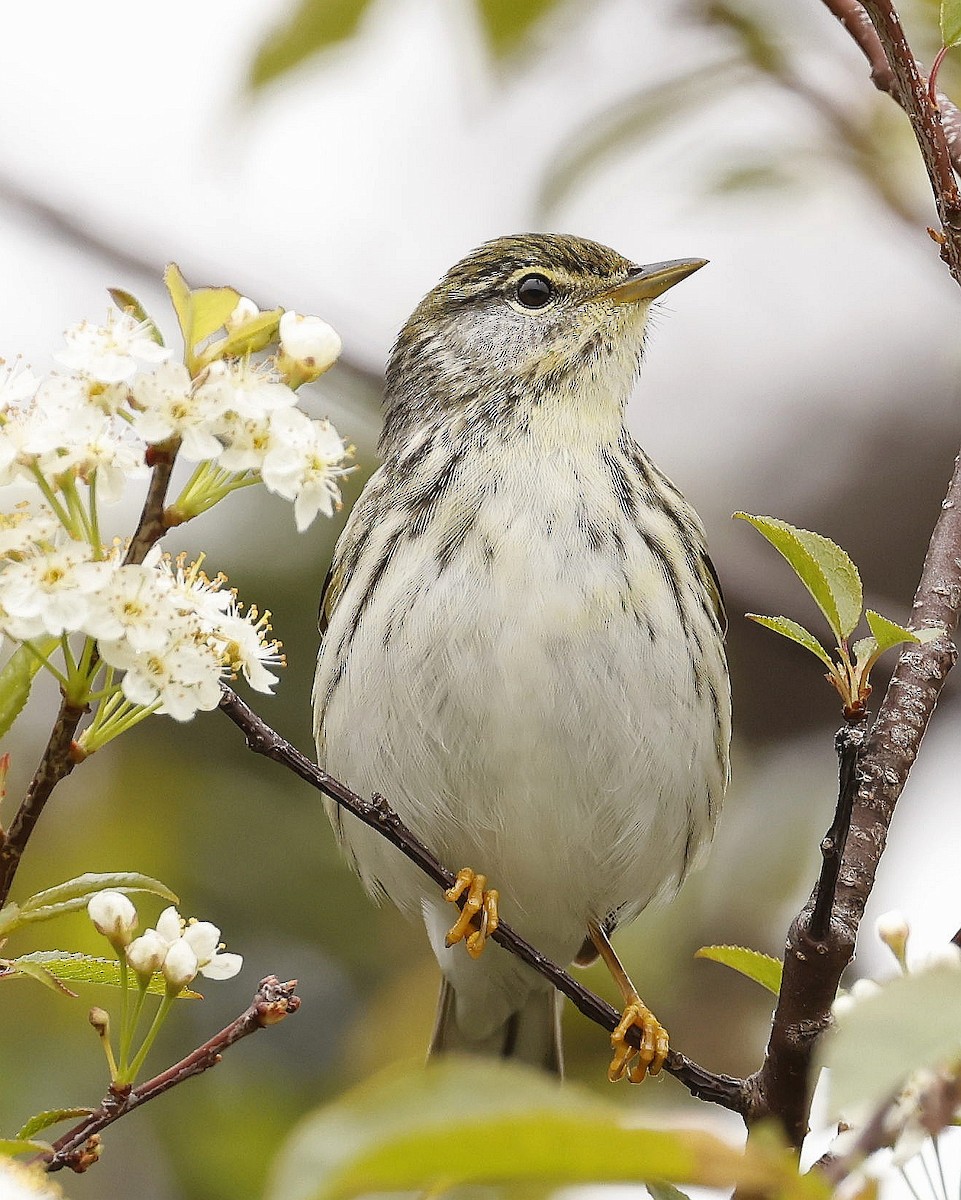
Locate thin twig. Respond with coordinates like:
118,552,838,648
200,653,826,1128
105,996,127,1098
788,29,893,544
809,722,866,942
217,686,749,1113
40,975,300,1174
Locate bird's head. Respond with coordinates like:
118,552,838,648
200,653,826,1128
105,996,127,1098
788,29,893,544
382,233,706,455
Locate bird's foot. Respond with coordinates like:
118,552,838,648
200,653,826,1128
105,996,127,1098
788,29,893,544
444,868,499,959
608,995,669,1084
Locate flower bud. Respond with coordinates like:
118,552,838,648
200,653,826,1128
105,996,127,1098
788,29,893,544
88,1006,110,1036
87,890,138,948
277,312,341,387
876,909,910,970
126,929,167,977
162,937,199,992
228,297,260,329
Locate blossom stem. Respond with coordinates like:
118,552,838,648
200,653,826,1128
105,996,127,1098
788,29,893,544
60,475,95,547
27,465,74,534
87,471,103,554
122,993,174,1084
117,956,131,1075
16,638,68,687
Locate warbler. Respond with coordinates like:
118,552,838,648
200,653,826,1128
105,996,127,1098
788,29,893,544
313,233,731,1078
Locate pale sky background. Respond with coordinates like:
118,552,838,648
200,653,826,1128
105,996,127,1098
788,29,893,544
0,0,958,1194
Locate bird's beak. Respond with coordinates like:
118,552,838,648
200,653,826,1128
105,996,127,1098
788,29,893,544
596,258,709,306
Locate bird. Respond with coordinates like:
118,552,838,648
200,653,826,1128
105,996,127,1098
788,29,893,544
313,233,731,1079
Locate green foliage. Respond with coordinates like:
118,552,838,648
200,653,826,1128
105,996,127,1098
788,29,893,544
249,0,374,91
17,1108,92,1140
0,871,177,939
163,265,243,374
695,945,783,996
647,1184,694,1200
822,961,961,1115
0,1137,52,1157
942,0,961,46
734,513,862,640
5,952,198,998
267,1059,825,1200
736,513,944,714
0,639,57,739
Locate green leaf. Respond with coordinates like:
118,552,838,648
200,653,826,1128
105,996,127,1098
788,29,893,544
2,957,78,997
695,945,783,996
206,308,284,363
822,961,961,1115
17,1108,92,1140
163,263,192,346
0,871,177,937
852,636,877,666
648,1183,694,1200
0,1138,52,1157
108,288,165,346
0,639,58,739
476,0,559,56
162,265,241,365
745,614,834,670
7,952,200,998
865,610,922,654
249,0,374,91
734,513,862,640
266,1059,794,1200
942,0,961,47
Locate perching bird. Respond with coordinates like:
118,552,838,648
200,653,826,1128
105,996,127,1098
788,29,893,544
313,233,730,1078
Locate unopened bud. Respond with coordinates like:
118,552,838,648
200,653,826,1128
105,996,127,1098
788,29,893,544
87,890,137,948
277,312,341,387
876,909,910,971
88,1006,110,1037
162,938,199,992
126,930,166,977
227,297,260,329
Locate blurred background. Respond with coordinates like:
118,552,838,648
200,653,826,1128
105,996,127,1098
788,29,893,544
1,1,960,1196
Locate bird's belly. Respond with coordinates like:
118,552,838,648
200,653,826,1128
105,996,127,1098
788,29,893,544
318,498,725,965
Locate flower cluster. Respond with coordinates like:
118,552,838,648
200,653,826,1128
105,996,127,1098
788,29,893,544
88,891,241,991
0,289,350,741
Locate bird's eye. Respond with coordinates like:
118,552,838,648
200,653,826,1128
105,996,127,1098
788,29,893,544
515,273,554,309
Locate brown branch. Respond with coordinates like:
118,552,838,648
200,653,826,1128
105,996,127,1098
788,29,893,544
40,975,300,1173
809,722,866,942
217,686,749,1114
747,448,961,1142
822,0,961,174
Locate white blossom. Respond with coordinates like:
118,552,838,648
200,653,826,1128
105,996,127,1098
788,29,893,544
56,310,170,383
182,918,242,980
131,906,242,989
210,411,273,473
261,408,350,530
279,311,341,376
0,358,39,407
104,627,224,721
215,604,284,693
194,359,297,422
0,506,58,559
129,362,225,461
87,890,138,945
0,541,112,637
162,938,199,990
83,559,176,653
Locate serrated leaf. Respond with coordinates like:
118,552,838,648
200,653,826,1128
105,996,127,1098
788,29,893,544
0,638,58,739
0,1137,52,1157
249,0,374,91
108,288,165,347
745,614,834,670
17,1108,92,1140
735,513,862,640
852,636,877,666
266,1060,813,1200
942,0,961,47
476,0,559,56
9,952,200,998
0,871,178,937
163,263,192,345
3,958,78,997
695,945,783,995
822,961,961,1115
865,610,921,654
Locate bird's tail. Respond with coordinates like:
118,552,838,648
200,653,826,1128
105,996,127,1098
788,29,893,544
428,978,563,1075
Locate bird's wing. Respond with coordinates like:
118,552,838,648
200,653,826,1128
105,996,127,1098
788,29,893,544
701,553,727,638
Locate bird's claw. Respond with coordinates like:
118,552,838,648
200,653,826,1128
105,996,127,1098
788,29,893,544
444,868,499,959
608,997,668,1084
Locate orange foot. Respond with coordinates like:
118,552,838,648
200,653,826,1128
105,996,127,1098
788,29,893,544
608,995,669,1084
444,868,500,959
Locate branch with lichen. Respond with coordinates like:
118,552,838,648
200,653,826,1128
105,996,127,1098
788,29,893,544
38,975,300,1174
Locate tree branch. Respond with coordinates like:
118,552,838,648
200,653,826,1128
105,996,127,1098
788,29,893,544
217,686,749,1113
821,0,961,178
809,723,866,943
39,975,300,1173
747,446,961,1142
